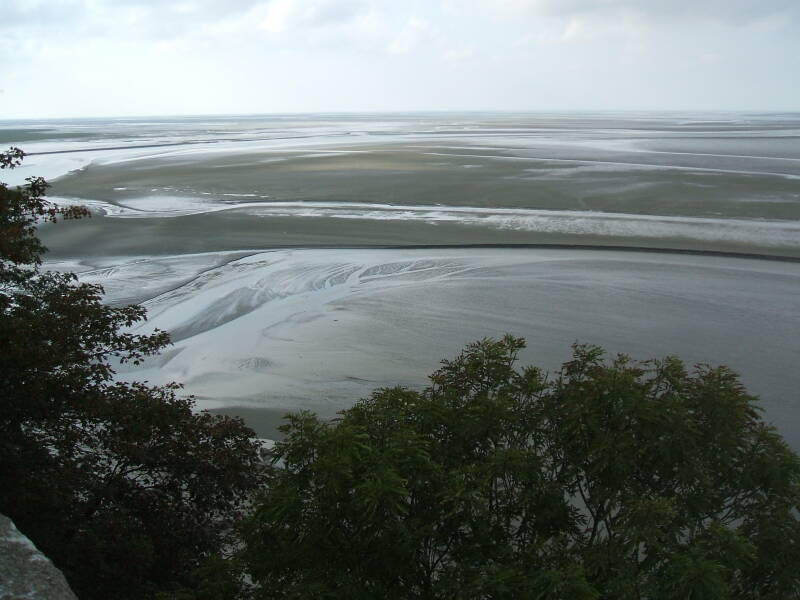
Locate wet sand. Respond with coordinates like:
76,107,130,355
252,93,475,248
88,247,800,449
4,113,798,445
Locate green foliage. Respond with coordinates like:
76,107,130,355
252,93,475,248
242,336,800,599
0,147,88,280
0,148,263,600
6,144,798,599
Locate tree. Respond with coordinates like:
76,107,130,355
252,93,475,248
241,336,800,599
0,147,264,600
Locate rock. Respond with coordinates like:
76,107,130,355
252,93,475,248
0,513,78,600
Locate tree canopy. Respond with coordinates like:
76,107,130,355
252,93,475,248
0,148,264,600
4,145,800,600
242,336,800,599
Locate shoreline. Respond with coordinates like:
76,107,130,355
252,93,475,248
237,242,800,263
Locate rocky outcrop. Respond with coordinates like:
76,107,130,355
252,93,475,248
0,513,77,600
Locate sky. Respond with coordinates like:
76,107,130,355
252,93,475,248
1,0,799,118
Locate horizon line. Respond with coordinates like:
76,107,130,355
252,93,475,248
3,108,800,122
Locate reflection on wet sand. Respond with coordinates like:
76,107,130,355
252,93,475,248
4,112,798,444
90,247,800,449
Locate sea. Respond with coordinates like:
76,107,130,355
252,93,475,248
2,112,799,445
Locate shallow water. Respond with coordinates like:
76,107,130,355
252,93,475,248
3,113,799,444
91,247,800,447
2,112,796,257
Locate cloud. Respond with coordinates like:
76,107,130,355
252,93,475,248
0,1,266,40
1,0,797,117
470,0,800,25
441,47,475,62
386,17,435,55
261,0,367,33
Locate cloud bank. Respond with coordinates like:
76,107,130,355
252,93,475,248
0,0,797,117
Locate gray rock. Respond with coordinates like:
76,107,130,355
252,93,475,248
0,513,78,600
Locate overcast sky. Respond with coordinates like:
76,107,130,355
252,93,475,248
1,0,798,118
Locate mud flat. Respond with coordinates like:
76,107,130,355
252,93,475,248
82,247,800,447
7,113,797,442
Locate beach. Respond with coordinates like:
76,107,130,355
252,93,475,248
3,112,798,444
